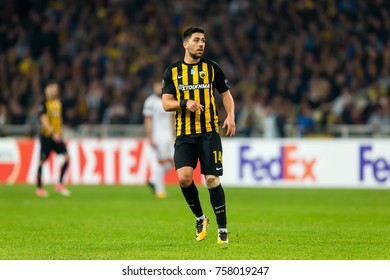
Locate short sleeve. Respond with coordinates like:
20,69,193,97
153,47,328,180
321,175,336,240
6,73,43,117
37,101,46,116
162,65,176,95
211,60,230,93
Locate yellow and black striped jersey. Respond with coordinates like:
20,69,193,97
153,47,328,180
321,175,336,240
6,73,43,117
38,98,63,137
162,58,230,136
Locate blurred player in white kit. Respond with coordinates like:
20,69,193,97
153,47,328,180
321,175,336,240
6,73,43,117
143,81,174,198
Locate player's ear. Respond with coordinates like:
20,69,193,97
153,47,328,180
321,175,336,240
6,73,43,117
183,40,188,49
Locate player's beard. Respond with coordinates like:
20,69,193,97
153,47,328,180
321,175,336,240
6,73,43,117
189,51,202,60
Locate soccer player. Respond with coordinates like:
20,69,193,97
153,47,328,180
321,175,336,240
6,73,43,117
143,81,174,199
36,82,70,197
161,26,236,244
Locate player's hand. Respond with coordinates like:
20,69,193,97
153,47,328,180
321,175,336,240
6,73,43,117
149,140,157,149
223,115,236,137
186,100,204,112
52,132,61,143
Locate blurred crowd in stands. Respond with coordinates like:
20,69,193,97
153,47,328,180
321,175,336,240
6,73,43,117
0,0,389,137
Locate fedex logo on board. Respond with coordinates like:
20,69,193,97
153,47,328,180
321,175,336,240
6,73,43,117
360,145,390,183
239,145,317,182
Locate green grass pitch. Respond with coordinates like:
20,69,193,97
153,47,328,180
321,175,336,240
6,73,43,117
0,184,389,260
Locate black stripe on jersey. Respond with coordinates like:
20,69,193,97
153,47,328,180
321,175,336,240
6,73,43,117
175,66,183,136
199,63,206,133
179,66,186,136
180,63,191,136
187,65,196,133
207,62,218,131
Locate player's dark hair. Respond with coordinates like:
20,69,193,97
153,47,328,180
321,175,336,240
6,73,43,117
45,80,58,88
183,26,204,41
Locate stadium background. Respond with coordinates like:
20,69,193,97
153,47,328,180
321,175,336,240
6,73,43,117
0,0,389,138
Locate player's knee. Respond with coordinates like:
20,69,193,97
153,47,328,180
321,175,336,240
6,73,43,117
205,175,220,189
178,174,192,188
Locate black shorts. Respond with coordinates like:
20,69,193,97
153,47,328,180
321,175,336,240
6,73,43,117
39,135,68,161
174,131,223,176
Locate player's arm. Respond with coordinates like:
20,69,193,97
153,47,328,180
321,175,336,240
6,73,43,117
143,115,156,148
210,60,236,136
37,102,53,135
162,66,203,113
162,94,204,112
221,90,236,137
39,114,61,142
40,114,53,135
162,94,180,112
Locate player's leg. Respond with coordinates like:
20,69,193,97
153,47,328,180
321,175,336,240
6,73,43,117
153,142,172,198
199,132,229,244
177,166,209,241
36,136,51,197
162,138,175,172
146,145,158,194
205,175,228,244
59,153,69,184
175,136,209,241
153,158,167,198
36,158,49,197
54,141,70,196
152,140,172,198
